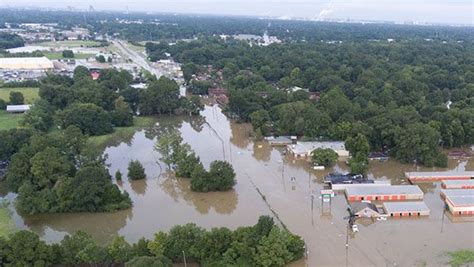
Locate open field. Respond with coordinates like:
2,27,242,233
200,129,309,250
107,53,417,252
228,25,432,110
43,52,94,60
37,40,103,48
0,111,23,130
0,87,39,104
0,202,16,238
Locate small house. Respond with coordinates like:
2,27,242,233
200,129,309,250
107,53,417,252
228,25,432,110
351,202,380,218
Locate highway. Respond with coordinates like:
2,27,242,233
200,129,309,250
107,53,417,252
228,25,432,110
112,40,163,78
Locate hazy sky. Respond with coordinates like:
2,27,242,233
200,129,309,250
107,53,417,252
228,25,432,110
1,0,473,25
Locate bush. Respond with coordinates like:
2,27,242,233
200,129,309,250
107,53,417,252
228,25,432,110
115,170,123,181
62,50,74,58
9,91,24,105
128,160,146,180
0,99,6,110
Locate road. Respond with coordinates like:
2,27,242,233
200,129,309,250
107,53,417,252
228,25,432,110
112,40,163,78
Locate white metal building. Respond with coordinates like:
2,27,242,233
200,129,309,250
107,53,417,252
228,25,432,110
0,57,54,70
287,141,348,158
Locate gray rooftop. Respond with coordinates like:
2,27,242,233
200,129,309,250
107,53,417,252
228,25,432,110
346,185,423,196
405,171,474,178
288,141,347,155
442,180,474,186
446,196,474,207
383,202,430,213
441,189,474,197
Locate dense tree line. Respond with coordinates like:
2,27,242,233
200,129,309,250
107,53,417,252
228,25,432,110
156,37,472,167
1,9,472,43
156,130,236,192
0,33,24,49
0,216,304,266
4,126,131,214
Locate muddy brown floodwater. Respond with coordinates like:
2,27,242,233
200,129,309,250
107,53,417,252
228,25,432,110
4,104,474,266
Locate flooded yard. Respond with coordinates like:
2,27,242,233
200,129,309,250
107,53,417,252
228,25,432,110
4,104,474,266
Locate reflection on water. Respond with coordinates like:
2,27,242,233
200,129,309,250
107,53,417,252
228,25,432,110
4,104,473,266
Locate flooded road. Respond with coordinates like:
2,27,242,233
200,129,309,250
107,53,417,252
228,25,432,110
5,104,474,266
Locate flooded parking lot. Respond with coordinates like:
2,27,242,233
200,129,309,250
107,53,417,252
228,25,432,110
5,104,474,266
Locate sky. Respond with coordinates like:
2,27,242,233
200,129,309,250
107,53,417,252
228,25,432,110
1,0,473,25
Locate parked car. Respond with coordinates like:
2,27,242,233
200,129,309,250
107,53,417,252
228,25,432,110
352,224,359,232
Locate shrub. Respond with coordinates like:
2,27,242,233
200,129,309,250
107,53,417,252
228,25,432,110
128,160,146,180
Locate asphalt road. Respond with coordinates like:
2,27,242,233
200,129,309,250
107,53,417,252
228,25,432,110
112,40,162,78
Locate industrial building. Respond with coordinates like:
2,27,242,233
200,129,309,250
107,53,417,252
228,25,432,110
0,57,54,82
383,202,430,217
287,141,349,159
441,189,474,216
405,171,474,183
442,180,474,189
345,185,424,202
0,57,54,70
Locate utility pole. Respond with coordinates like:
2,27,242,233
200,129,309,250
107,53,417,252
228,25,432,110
182,250,187,267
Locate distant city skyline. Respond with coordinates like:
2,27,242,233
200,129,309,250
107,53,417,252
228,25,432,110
1,0,473,25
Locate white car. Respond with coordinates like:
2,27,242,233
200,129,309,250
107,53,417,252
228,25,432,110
377,216,387,221
352,224,359,233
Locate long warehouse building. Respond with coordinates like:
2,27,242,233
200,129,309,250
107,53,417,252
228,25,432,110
405,171,474,183
441,189,474,216
0,56,54,70
442,180,474,189
383,202,430,217
345,185,424,202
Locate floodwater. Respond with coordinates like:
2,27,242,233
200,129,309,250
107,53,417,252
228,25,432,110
3,104,474,266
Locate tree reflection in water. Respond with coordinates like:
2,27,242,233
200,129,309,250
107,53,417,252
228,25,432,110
159,172,238,215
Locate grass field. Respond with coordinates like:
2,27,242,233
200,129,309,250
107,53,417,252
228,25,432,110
0,111,23,131
0,87,39,104
448,250,474,267
43,52,94,60
0,201,16,238
37,40,103,48
88,116,157,151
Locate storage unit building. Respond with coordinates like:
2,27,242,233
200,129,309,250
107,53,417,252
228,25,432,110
405,171,474,183
383,202,430,217
345,185,424,202
442,180,474,189
441,189,474,216
440,189,473,199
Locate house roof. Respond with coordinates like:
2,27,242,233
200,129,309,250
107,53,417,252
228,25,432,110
383,202,430,213
351,202,378,213
345,185,423,196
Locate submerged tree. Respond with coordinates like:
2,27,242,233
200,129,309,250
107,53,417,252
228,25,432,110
128,160,146,180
